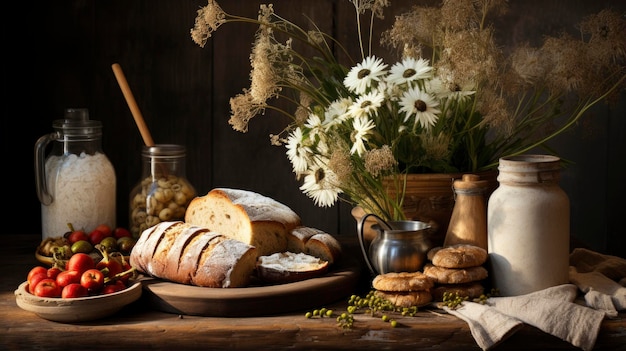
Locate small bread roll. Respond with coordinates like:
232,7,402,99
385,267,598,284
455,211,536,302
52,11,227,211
374,290,433,308
372,272,434,292
428,244,488,268
423,263,488,284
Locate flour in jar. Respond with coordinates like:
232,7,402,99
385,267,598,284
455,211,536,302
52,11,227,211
41,152,116,239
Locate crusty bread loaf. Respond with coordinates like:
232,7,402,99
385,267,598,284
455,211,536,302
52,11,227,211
185,188,301,256
130,221,257,288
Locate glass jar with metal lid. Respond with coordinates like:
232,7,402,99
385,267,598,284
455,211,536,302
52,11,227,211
129,144,196,238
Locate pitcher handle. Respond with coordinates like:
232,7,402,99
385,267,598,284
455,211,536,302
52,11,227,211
34,132,59,205
357,213,391,276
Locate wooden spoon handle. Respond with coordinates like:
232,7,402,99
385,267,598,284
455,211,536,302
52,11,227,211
111,63,155,147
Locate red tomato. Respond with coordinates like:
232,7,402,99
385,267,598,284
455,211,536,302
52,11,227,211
65,253,95,274
56,270,82,288
47,267,63,279
88,229,110,245
113,227,132,239
28,272,49,294
61,283,89,298
67,230,89,244
80,268,105,293
27,266,48,284
33,278,62,298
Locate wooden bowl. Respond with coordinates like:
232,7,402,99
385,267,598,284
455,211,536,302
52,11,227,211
14,280,142,323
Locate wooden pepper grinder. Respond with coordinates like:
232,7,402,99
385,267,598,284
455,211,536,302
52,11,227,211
444,174,489,250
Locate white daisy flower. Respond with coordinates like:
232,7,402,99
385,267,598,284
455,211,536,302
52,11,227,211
304,113,324,140
285,127,311,174
323,97,353,126
299,165,342,207
343,56,388,94
350,115,376,156
399,87,441,129
347,91,385,119
387,57,433,86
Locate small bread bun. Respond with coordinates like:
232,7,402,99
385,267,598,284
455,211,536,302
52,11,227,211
423,263,488,284
428,244,488,268
431,282,485,301
256,252,328,284
372,271,434,292
374,290,433,308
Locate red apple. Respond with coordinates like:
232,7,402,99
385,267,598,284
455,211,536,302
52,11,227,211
61,283,89,298
88,229,109,245
65,253,95,274
80,268,105,293
56,270,82,288
93,224,112,237
67,229,89,244
33,278,62,298
102,280,126,295
28,272,49,294
46,266,63,279
27,266,48,284
113,227,132,239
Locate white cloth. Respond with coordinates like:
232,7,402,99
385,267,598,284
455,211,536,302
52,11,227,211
441,284,605,351
569,266,626,317
443,303,522,350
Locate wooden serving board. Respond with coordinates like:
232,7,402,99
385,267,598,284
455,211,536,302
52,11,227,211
140,254,362,317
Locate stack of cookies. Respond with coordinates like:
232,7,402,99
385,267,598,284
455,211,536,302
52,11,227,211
371,272,435,308
423,244,489,301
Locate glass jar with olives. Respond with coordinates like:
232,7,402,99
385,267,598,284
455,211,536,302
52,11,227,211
129,144,196,238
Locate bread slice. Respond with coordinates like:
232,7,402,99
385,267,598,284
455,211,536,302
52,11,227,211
130,221,257,288
286,226,325,253
305,233,342,265
185,188,302,256
256,252,329,284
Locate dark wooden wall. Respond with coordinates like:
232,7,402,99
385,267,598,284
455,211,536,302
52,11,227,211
4,0,625,256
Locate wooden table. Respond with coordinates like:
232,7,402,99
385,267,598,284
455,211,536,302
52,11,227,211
1,234,624,350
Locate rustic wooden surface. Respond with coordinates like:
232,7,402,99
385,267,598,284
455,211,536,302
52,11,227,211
1,234,625,351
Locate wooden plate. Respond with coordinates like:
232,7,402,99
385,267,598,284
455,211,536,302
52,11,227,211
14,280,142,323
140,254,361,317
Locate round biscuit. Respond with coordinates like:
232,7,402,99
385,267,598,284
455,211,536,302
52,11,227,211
372,271,434,292
423,263,488,284
431,244,488,268
374,290,433,308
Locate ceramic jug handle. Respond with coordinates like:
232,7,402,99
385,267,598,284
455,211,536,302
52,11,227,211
357,213,392,276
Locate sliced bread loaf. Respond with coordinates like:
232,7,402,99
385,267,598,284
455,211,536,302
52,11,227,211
184,188,301,256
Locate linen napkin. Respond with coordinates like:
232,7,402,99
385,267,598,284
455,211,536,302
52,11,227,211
441,284,605,351
568,248,626,318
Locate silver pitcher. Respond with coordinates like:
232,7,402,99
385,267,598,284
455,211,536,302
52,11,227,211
357,213,433,275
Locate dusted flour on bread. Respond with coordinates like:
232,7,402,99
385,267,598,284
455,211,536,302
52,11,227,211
185,188,302,256
130,221,257,288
